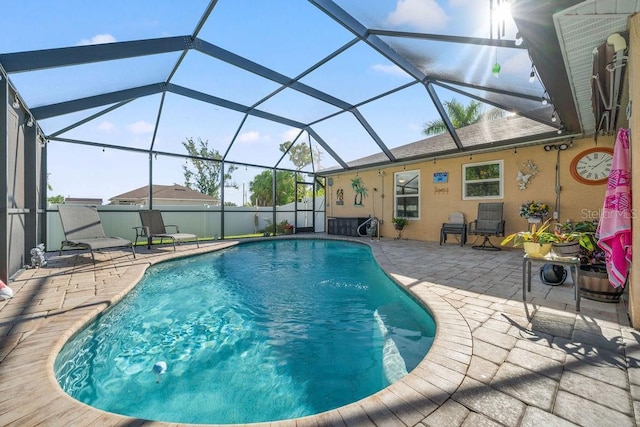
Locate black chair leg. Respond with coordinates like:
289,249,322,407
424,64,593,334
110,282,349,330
471,235,501,251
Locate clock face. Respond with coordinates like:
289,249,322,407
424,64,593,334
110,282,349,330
569,147,614,185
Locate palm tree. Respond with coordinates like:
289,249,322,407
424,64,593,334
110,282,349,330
423,98,504,136
350,177,368,206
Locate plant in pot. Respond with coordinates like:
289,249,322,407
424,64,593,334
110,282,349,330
392,217,409,230
548,220,595,257
501,219,555,257
519,201,551,224
573,220,623,302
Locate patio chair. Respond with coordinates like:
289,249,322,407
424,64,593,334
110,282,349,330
440,212,467,246
58,205,136,264
468,202,505,251
135,210,199,250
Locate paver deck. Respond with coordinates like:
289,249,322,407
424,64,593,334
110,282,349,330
0,235,636,426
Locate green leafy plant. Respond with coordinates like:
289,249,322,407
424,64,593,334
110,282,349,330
518,201,551,218
501,219,555,247
392,217,409,228
549,220,595,250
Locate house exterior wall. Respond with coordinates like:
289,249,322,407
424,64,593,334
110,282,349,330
325,135,613,244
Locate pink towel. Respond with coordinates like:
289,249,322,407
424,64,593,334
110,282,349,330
597,128,632,288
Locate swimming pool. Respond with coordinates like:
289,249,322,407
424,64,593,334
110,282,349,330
55,239,436,424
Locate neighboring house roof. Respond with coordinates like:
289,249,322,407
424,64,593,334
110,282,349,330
109,184,217,204
64,197,103,205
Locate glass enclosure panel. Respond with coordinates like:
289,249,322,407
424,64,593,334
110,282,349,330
198,0,354,77
225,116,304,167
1,1,208,52
300,41,415,105
47,143,148,205
154,92,245,155
171,51,281,107
335,0,518,39
11,53,181,108
256,87,341,125
50,95,163,150
309,112,383,166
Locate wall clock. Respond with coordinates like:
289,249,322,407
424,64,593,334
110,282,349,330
569,147,614,185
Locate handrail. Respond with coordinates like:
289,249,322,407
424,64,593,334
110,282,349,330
357,217,379,240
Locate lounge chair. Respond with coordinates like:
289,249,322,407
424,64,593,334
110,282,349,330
58,205,136,263
440,212,467,246
135,210,199,250
468,202,505,251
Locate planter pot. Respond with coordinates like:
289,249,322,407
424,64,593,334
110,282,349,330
394,224,405,230
579,264,624,303
551,241,580,257
284,228,294,235
527,217,542,224
523,242,552,257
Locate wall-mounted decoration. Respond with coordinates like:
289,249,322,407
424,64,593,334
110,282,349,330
433,172,448,183
350,177,368,206
336,188,344,205
434,187,449,194
516,160,539,190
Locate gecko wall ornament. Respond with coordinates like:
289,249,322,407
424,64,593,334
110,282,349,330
516,160,539,190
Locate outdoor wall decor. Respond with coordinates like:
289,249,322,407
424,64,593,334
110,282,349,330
350,177,368,206
434,187,449,194
516,160,539,190
433,172,448,183
336,188,344,205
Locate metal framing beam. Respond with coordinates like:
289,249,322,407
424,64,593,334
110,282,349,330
0,36,193,73
0,75,8,282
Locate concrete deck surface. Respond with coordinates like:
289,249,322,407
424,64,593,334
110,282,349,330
0,235,636,427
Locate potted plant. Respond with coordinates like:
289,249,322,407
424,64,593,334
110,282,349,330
549,220,595,257
501,219,555,256
282,220,295,235
518,201,551,224
573,220,623,302
391,217,409,230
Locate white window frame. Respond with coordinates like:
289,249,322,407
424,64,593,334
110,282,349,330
462,160,504,200
394,170,420,220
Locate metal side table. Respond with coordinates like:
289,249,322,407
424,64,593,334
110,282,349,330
522,254,581,311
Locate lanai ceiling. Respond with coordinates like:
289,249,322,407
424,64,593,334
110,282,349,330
1,0,638,176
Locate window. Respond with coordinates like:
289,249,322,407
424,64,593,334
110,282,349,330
394,170,420,219
463,160,503,200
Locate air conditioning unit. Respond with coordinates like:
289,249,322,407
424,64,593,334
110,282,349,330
591,32,628,136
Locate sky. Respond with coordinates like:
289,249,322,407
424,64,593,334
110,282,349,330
1,0,530,206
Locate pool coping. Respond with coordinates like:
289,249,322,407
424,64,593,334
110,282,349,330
0,236,471,426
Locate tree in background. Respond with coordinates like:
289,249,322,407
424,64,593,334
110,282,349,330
182,137,237,200
422,98,504,136
46,174,65,204
249,170,295,206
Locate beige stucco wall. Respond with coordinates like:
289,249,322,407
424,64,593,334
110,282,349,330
326,135,612,244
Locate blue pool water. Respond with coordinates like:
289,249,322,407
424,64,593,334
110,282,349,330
55,239,436,424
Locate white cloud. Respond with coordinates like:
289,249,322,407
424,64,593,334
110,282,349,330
128,121,154,134
78,34,116,46
387,0,449,31
372,63,411,78
283,128,302,141
238,131,260,143
97,121,115,132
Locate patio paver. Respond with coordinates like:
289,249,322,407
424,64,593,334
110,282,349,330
0,235,636,426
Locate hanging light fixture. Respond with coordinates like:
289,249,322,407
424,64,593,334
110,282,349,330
551,111,557,122
12,94,20,109
26,115,34,127
541,91,548,105
514,32,523,46
529,65,536,83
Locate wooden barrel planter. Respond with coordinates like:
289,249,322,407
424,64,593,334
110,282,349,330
551,241,580,257
579,264,624,302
